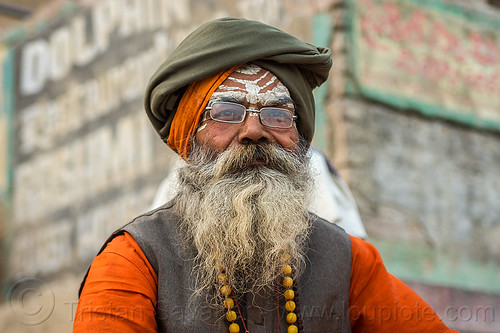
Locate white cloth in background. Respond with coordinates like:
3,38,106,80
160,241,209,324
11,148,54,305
307,147,367,239
150,147,367,239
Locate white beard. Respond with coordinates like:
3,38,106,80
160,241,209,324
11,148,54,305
174,141,313,303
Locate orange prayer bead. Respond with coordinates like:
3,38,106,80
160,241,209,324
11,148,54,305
229,322,240,333
284,289,295,300
224,298,234,309
286,312,297,324
218,273,228,284
288,324,298,333
285,300,296,312
282,264,292,275
283,276,293,288
226,310,237,322
281,253,291,263
220,285,232,296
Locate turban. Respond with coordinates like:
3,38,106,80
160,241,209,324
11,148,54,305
144,17,332,157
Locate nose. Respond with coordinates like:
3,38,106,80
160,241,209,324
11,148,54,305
237,112,273,144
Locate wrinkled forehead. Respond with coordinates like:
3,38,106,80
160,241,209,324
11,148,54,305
209,64,294,107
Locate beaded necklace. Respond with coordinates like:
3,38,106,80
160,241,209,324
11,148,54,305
217,254,299,333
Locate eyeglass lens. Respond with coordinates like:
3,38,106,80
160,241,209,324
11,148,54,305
210,102,294,128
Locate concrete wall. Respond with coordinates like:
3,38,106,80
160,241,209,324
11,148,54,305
0,0,320,332
0,0,499,332
324,0,500,331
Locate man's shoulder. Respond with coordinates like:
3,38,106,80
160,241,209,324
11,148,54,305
309,212,351,239
307,212,352,254
122,199,187,274
124,200,179,232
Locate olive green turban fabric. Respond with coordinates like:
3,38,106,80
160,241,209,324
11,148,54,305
144,17,332,145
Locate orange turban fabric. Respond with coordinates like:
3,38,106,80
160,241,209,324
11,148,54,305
167,65,240,160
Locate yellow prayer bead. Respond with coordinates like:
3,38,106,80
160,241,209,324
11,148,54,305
224,298,234,309
220,285,232,296
283,276,293,288
284,289,295,300
288,324,298,333
286,312,297,324
281,253,291,263
229,322,240,333
226,310,237,322
216,262,225,272
285,300,296,312
282,264,292,275
218,273,228,284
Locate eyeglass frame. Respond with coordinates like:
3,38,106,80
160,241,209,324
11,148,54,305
204,101,298,129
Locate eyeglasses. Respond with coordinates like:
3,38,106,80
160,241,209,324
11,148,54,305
205,102,297,129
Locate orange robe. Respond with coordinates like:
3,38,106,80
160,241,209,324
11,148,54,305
74,233,458,332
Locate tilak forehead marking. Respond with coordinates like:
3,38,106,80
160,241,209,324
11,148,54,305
209,64,293,107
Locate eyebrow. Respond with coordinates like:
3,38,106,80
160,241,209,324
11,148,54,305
262,96,294,107
210,96,241,104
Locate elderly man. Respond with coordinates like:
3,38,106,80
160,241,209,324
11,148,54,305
74,18,457,333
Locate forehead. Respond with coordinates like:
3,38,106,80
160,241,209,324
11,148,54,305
209,64,293,106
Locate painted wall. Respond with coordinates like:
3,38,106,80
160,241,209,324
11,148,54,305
0,0,322,332
323,0,500,331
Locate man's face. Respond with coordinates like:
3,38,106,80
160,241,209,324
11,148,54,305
178,65,310,298
195,64,300,157
176,118,311,299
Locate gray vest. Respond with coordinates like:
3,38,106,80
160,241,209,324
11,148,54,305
81,201,352,332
